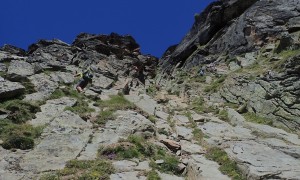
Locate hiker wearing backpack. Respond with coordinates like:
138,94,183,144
74,69,94,93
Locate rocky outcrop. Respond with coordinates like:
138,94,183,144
157,0,300,131
220,54,300,130
7,60,34,81
0,80,25,100
159,0,300,73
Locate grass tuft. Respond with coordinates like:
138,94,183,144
40,159,115,180
98,135,180,175
243,112,273,126
206,147,245,180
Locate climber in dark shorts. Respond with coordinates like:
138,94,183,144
74,70,93,93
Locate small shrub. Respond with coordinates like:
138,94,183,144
204,75,227,93
99,135,180,175
21,80,36,94
218,110,229,122
0,120,44,150
97,109,115,125
147,170,161,180
0,99,41,124
190,96,213,113
192,128,203,141
150,153,180,175
47,160,115,180
40,174,59,180
243,112,273,126
2,136,34,150
206,147,245,180
148,115,157,123
64,100,95,119
146,85,158,97
95,95,135,110
157,128,170,136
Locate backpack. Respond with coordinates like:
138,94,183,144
82,70,93,81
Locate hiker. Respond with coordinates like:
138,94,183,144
74,69,94,93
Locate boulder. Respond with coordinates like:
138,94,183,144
187,155,230,180
0,80,25,99
224,140,300,179
92,75,114,89
20,111,92,172
7,60,34,81
0,63,7,72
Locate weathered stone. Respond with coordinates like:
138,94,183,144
175,126,193,140
28,73,59,94
113,160,137,172
173,115,190,125
125,94,158,115
50,72,75,85
155,160,164,164
20,111,92,172
77,129,120,160
228,61,241,71
0,63,7,72
92,75,114,89
0,80,25,99
224,141,300,179
191,113,207,122
160,139,180,152
259,138,300,159
134,161,150,171
29,97,77,126
187,155,230,180
156,171,185,180
106,110,155,137
155,111,169,120
110,171,146,180
180,140,205,155
7,60,34,81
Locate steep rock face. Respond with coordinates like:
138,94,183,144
220,54,300,130
159,0,299,72
157,0,300,131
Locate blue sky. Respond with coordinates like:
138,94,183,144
0,0,214,57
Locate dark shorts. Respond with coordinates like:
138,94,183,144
77,79,89,89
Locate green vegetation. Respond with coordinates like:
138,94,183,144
192,128,204,142
147,170,161,180
21,80,36,94
49,87,95,119
95,94,135,125
204,75,227,93
218,109,229,122
95,94,135,110
48,86,81,100
206,147,245,180
64,100,95,120
189,75,206,83
99,135,180,175
157,128,170,136
148,115,157,123
0,99,43,150
0,71,6,78
190,96,215,113
0,99,40,124
40,159,115,180
243,112,273,126
0,119,44,150
146,84,158,97
272,50,300,71
97,109,115,125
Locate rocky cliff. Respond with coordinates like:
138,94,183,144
1,0,300,180
157,0,300,132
